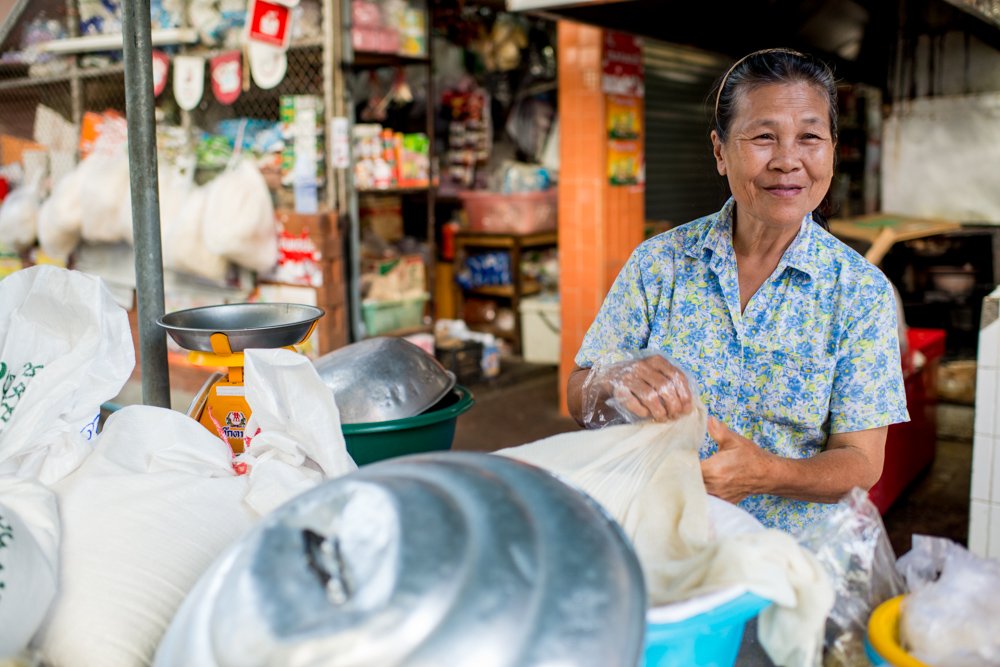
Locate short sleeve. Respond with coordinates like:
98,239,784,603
574,246,663,368
828,275,909,433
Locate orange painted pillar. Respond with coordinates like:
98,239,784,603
557,21,645,415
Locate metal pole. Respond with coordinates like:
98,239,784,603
122,0,170,408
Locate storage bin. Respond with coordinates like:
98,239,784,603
459,189,557,234
436,339,483,385
361,293,428,336
519,295,560,365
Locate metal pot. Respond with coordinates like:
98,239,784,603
156,452,646,667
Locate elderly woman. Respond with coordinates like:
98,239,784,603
567,48,908,532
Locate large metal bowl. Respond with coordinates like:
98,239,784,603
313,337,456,425
157,303,324,352
155,452,646,667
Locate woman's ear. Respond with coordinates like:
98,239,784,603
710,130,726,176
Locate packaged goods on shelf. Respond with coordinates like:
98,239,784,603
280,96,325,187
455,251,512,289
352,124,429,190
350,0,426,56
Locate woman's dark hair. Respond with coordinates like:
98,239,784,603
711,48,839,228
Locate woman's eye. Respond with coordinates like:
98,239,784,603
801,133,823,141
753,134,775,141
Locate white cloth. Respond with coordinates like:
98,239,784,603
497,406,833,667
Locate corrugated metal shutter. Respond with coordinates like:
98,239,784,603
643,41,731,225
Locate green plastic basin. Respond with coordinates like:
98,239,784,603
342,385,475,465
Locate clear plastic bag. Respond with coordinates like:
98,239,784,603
580,349,697,429
896,535,1000,667
795,488,905,667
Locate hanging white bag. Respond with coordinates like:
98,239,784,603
0,186,41,251
200,158,279,274
36,163,87,262
35,349,356,667
0,265,134,484
0,477,59,657
79,153,132,244
162,182,230,282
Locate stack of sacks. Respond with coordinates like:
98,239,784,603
0,265,357,666
31,348,357,667
0,266,135,658
497,404,834,667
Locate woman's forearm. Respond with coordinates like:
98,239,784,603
759,444,883,504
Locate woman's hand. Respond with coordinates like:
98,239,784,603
701,417,773,504
605,355,693,422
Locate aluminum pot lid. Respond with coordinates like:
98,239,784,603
313,337,456,424
156,452,646,667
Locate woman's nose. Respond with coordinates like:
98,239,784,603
769,142,802,171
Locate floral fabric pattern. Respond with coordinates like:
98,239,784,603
576,198,909,532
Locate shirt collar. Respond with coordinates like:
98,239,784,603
684,198,819,280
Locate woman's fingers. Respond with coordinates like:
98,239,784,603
633,358,692,419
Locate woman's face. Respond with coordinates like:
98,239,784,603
711,81,835,230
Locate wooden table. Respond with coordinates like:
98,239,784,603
829,213,962,266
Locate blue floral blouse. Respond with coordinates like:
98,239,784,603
576,198,909,532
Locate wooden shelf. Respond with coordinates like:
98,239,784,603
373,324,433,338
466,281,541,298
358,185,431,195
347,51,430,69
454,229,558,250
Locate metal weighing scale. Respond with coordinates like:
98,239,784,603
157,303,324,453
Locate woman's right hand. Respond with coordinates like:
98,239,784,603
604,355,693,421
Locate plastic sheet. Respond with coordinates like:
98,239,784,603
580,349,696,429
796,488,905,667
896,535,1000,667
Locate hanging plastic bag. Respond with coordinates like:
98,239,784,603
33,349,356,667
580,349,697,429
0,186,41,251
117,158,197,247
79,153,132,244
0,478,59,657
162,183,230,282
37,164,87,262
0,265,134,483
200,158,278,274
796,488,905,667
895,535,1000,667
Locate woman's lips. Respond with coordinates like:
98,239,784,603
764,185,804,197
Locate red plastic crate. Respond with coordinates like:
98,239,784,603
459,190,557,235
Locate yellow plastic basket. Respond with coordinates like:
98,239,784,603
867,595,931,667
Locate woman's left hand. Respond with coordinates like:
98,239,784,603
700,417,773,504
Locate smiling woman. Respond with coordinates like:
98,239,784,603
566,48,909,533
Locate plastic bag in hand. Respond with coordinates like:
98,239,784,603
896,535,1000,667
796,488,905,667
581,349,698,428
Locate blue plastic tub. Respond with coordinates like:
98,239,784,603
644,592,771,667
